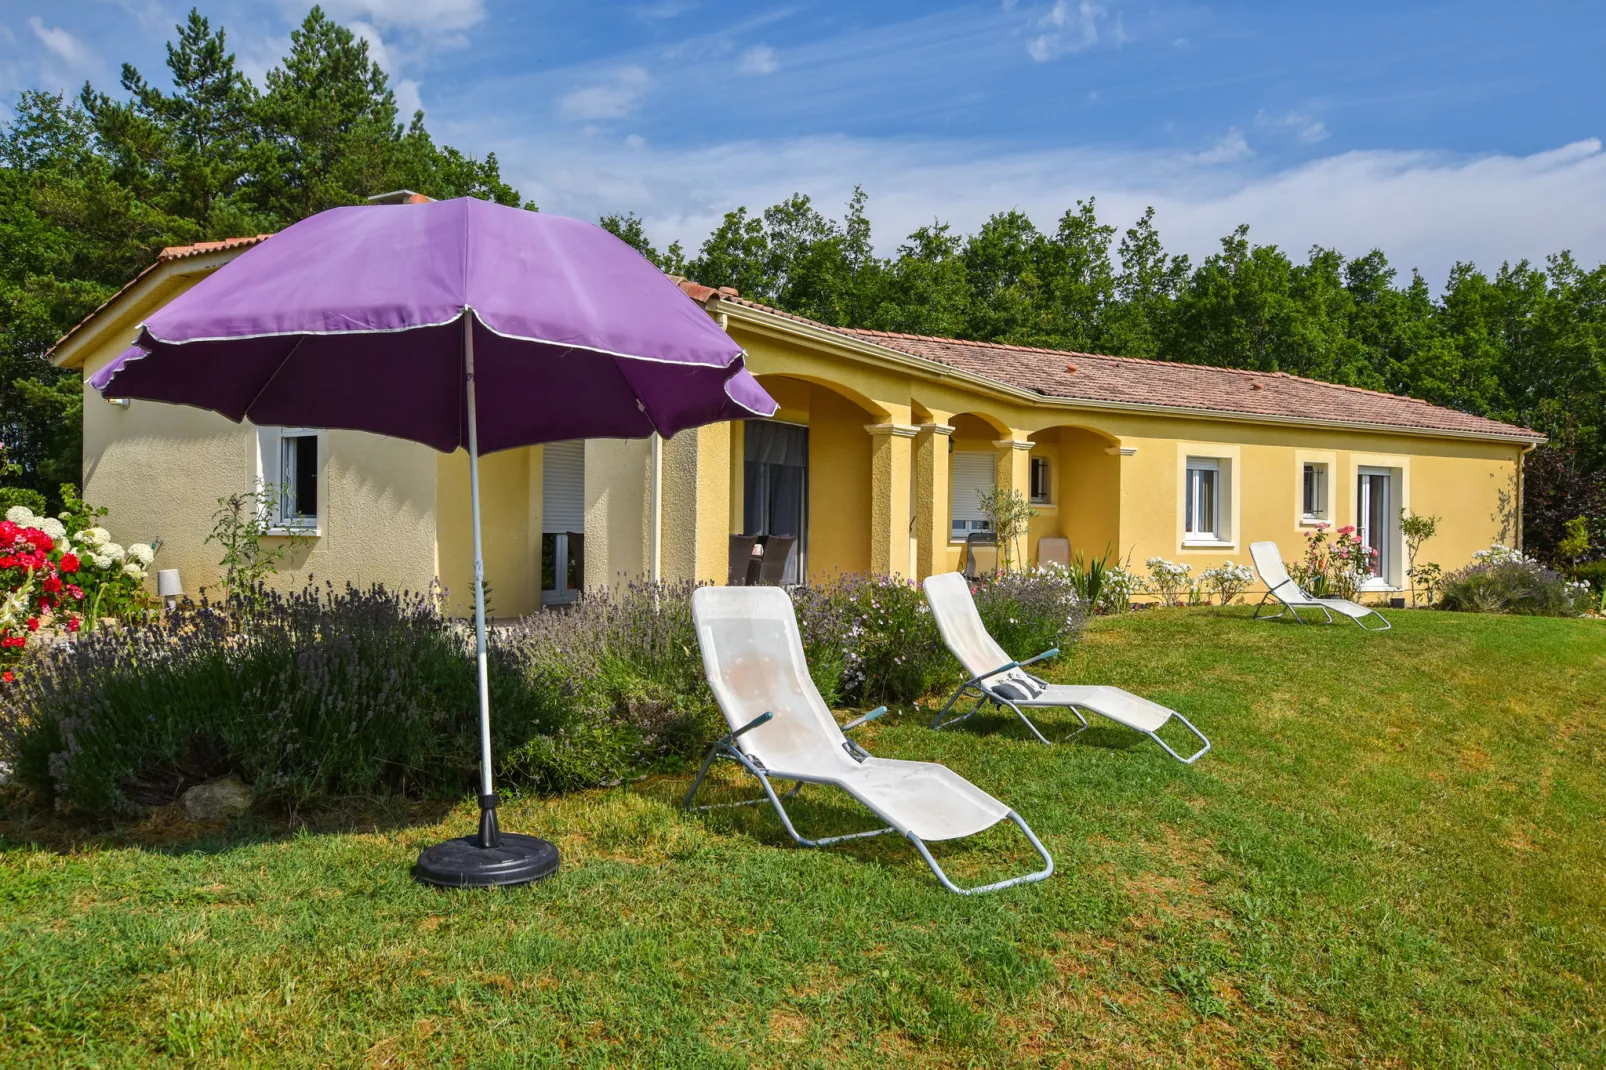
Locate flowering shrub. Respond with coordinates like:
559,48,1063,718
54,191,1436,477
1144,557,1193,607
1,507,88,683
974,567,1086,662
1,569,1095,816
790,573,947,706
1290,524,1376,601
1436,544,1593,617
1100,564,1140,613
1201,561,1255,605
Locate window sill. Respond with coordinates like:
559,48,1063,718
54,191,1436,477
1181,538,1236,550
264,526,320,538
1298,517,1330,527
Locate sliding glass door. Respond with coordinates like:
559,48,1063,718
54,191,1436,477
743,421,808,584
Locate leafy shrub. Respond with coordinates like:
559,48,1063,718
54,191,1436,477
1200,561,1254,605
1144,558,1192,606
1436,546,1593,617
2,570,1093,818
972,567,1085,659
1574,559,1606,596
791,573,948,706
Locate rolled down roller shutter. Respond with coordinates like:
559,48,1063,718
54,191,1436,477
542,440,585,534
950,452,995,532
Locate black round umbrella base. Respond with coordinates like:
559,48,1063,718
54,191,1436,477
415,834,560,888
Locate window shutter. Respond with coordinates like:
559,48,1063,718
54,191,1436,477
542,440,586,534
951,452,995,525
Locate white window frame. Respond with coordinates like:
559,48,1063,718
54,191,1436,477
1302,462,1329,522
1184,458,1221,542
950,451,996,541
1176,444,1238,550
1029,456,1052,504
255,426,324,535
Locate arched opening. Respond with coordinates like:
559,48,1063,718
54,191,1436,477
735,374,882,581
1027,424,1123,566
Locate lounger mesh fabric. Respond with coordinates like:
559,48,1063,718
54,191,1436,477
1249,541,1391,630
687,585,1053,893
694,587,1008,841
922,572,1210,761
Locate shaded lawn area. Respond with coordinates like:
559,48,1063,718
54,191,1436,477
2,608,1603,1067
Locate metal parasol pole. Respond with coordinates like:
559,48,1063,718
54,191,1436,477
463,310,499,848
412,309,560,887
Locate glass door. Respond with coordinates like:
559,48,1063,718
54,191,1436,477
743,421,809,584
1357,467,1392,584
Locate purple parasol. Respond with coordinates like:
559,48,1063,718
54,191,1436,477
93,196,775,451
94,197,776,888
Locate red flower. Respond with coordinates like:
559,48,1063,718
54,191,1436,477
59,553,79,573
26,617,40,632
21,528,52,553
2,672,13,684
0,520,17,539
43,575,63,593
67,617,81,633
66,584,84,600
0,555,15,569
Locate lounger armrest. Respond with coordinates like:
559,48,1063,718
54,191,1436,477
724,711,773,744
973,660,1021,685
1018,647,1059,668
842,706,889,732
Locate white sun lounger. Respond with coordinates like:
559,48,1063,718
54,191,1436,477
922,572,1211,764
686,585,1054,895
1248,541,1391,631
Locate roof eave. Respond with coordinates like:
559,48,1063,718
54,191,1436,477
716,299,1547,447
49,246,251,370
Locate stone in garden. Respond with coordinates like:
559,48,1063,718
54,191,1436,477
182,776,253,821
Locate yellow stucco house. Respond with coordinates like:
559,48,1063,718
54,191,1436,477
50,233,1543,615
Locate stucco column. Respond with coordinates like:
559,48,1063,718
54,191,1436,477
993,436,1034,497
913,422,954,580
866,423,918,578
661,421,733,585
994,435,1034,570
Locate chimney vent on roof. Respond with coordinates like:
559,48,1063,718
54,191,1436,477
1065,363,1077,373
1251,381,1264,391
366,190,433,205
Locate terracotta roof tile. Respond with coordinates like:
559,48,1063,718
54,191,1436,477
699,289,1541,442
157,234,273,261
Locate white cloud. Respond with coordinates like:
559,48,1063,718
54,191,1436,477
737,44,778,76
1027,1,1119,62
1256,109,1330,145
1193,128,1252,164
624,133,647,149
314,0,486,32
28,17,92,67
559,66,651,121
495,133,1606,287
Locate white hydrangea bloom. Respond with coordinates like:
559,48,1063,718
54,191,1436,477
83,527,111,547
122,563,147,580
36,517,67,541
126,543,155,566
102,542,126,563
90,553,114,570
5,505,36,525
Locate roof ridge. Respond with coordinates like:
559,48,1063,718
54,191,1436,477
696,289,1539,440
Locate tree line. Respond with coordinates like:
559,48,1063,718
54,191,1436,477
2,8,1601,563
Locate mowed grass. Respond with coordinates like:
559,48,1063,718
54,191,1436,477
2,608,1604,1068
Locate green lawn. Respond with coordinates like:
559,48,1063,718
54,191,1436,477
3,607,1604,1067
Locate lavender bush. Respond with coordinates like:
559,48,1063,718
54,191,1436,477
1436,546,1593,617
2,572,1091,818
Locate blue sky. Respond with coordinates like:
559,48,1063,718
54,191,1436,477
5,1,1604,283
